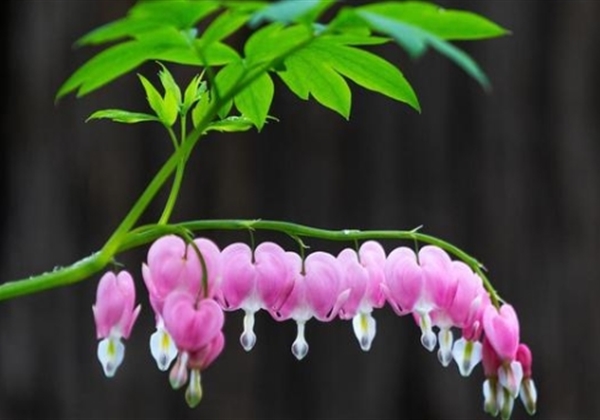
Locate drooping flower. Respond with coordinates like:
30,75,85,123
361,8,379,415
92,270,141,377
516,343,537,415
431,260,488,372
216,242,293,351
274,251,349,360
483,304,523,399
482,336,504,418
162,291,225,407
384,245,453,351
142,235,221,371
337,241,386,351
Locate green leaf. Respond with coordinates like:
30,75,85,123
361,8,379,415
205,116,255,133
201,9,252,45
129,1,220,30
77,1,220,45
158,63,182,108
234,71,274,130
310,39,420,112
357,10,490,89
191,91,212,129
76,19,162,46
249,0,335,27
357,11,427,58
279,51,351,119
359,2,509,40
57,27,240,100
86,109,160,124
183,74,205,114
213,61,244,119
138,74,177,126
244,23,312,66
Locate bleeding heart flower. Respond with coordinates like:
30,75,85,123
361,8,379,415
216,242,293,351
92,270,141,377
384,245,452,351
142,235,221,371
275,251,349,360
483,304,520,362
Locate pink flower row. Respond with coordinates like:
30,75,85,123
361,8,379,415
92,235,537,417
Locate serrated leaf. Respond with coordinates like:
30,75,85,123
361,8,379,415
357,10,490,89
205,116,254,133
249,0,331,27
76,19,162,46
58,28,239,100
183,74,203,113
201,9,252,45
234,71,274,130
213,62,245,119
357,11,427,58
223,1,269,13
310,40,420,112
359,2,508,40
129,1,220,30
158,63,182,107
321,34,390,46
244,23,311,66
77,1,220,46
86,109,160,124
280,51,351,119
138,74,167,123
191,92,211,129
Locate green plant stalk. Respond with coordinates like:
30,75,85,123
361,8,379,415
159,122,187,225
121,219,501,307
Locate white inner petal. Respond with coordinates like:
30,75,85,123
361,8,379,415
352,312,377,351
240,310,257,352
150,326,178,371
97,337,125,378
452,338,482,377
418,313,437,351
437,328,454,367
291,321,309,361
498,361,523,399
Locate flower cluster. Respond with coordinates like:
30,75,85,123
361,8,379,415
92,235,537,417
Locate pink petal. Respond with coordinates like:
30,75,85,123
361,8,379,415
483,304,520,361
419,246,454,310
93,271,137,339
273,252,304,321
384,247,422,313
219,243,255,309
337,248,368,319
359,241,387,308
304,252,343,321
188,332,225,370
163,293,224,352
254,242,294,310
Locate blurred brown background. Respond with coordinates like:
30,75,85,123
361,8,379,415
1,1,599,419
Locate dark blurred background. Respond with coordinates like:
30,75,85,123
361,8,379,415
1,1,598,419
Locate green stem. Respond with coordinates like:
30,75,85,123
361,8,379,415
159,124,187,225
119,219,502,306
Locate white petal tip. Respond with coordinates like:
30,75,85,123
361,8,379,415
292,340,309,360
97,337,125,378
150,327,178,371
352,313,376,352
240,331,257,352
